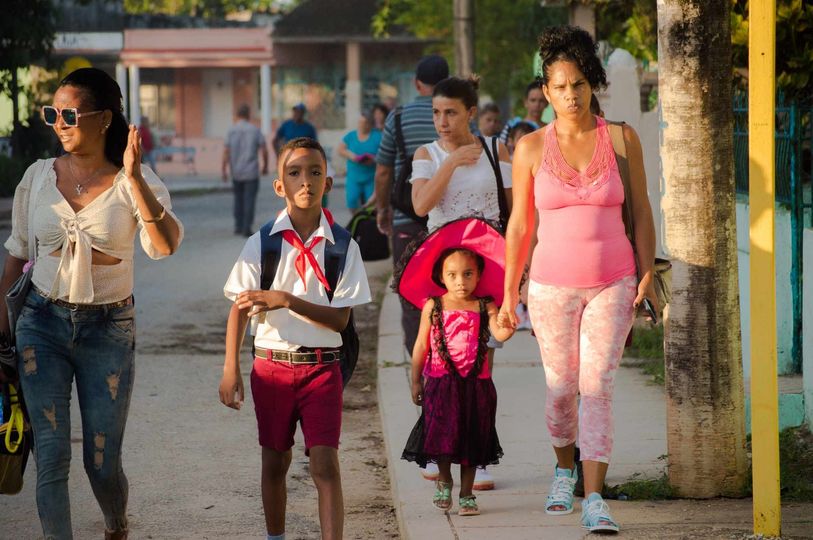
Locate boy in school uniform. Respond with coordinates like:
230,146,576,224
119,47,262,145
219,137,372,540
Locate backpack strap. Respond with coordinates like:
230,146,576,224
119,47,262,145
323,223,350,303
607,121,635,249
393,106,407,162
260,219,349,301
259,220,283,291
478,135,510,230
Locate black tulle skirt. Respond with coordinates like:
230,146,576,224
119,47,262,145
402,373,503,468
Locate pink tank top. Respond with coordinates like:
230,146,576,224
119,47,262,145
529,117,636,287
423,309,490,379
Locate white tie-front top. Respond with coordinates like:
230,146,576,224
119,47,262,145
4,158,184,304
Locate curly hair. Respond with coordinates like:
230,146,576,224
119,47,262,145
537,26,607,91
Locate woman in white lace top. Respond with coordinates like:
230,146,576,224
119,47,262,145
410,76,512,231
0,67,183,540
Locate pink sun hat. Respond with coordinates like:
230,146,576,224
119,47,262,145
395,217,506,309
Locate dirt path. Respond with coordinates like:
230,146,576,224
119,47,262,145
0,188,399,538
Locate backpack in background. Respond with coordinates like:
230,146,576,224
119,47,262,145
346,207,390,261
391,107,428,225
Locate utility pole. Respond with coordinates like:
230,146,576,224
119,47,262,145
453,0,474,77
749,0,781,535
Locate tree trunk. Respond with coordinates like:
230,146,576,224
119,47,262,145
657,0,748,497
453,0,474,77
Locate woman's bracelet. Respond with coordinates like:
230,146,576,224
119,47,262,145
142,206,166,223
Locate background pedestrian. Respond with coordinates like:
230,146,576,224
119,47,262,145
222,104,268,237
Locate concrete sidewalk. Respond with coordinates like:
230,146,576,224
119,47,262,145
376,287,813,539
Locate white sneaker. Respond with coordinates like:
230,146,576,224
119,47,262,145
473,466,494,490
420,462,439,481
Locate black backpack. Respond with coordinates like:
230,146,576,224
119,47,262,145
259,220,359,387
391,106,429,225
346,206,390,261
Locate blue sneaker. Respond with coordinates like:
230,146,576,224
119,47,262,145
581,493,619,533
545,466,577,515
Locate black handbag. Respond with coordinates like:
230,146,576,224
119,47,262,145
0,383,32,495
346,206,390,261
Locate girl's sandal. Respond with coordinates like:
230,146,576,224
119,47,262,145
432,480,453,511
458,495,480,516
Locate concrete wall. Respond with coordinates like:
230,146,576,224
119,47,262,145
600,49,664,256
804,228,813,429
736,200,795,378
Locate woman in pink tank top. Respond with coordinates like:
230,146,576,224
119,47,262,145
498,27,658,534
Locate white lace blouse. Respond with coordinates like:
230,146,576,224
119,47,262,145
4,158,184,304
409,137,512,231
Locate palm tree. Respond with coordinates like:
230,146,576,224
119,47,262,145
657,0,749,497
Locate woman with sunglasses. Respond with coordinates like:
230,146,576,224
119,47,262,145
0,67,183,539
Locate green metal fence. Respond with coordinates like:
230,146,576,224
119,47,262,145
733,92,813,373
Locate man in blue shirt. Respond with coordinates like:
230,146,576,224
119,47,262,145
273,103,317,155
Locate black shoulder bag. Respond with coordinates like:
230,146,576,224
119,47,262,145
391,107,428,225
477,135,510,232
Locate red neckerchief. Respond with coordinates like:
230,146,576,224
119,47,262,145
280,209,335,292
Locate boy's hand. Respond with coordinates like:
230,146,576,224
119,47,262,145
411,380,423,406
236,290,290,317
219,369,244,410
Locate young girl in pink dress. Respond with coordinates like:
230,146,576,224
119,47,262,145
397,218,515,516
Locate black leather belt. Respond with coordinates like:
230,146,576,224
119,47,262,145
254,346,342,364
34,286,133,311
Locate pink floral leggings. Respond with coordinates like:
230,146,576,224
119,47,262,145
527,275,637,463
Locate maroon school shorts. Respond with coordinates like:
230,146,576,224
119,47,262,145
250,355,343,453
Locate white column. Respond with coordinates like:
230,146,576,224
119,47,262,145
116,63,128,118
344,42,362,130
128,65,141,126
260,63,272,137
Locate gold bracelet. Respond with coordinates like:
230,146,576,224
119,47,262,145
142,206,166,223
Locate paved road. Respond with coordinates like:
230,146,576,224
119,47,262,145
0,182,365,539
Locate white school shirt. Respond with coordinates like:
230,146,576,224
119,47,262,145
223,211,372,351
410,136,512,231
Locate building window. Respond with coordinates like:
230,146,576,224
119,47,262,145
139,69,175,133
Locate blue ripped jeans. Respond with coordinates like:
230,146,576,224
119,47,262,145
16,290,135,539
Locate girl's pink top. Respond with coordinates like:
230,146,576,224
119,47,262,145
424,310,490,379
530,117,636,287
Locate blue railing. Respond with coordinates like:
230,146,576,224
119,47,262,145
733,92,812,372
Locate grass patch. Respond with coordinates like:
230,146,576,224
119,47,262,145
605,472,675,500
778,425,813,501
625,324,664,359
624,324,665,385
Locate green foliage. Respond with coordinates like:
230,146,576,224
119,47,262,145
372,0,567,102
0,155,28,198
123,0,285,17
595,0,658,63
624,324,664,385
732,0,813,98
778,425,813,501
0,0,55,102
